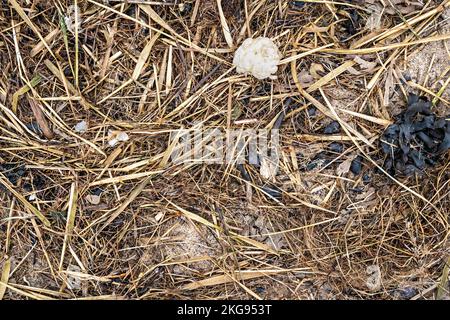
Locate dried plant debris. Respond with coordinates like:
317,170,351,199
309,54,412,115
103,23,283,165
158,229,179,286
380,94,450,176
291,1,307,9
366,264,382,291
236,164,282,201
355,0,425,14
342,9,361,36
323,121,341,134
0,163,26,186
1,0,449,301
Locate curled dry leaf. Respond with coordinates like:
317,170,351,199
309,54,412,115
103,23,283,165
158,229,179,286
336,154,357,176
28,98,54,140
310,63,325,79
385,2,422,15
85,194,101,205
355,0,422,14
298,69,314,87
365,4,383,31
354,56,377,72
348,56,377,75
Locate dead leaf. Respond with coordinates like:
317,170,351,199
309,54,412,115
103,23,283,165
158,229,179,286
298,69,314,87
28,98,54,139
383,67,395,106
336,154,357,176
347,66,361,76
310,63,325,79
354,56,377,72
85,194,101,205
365,4,383,31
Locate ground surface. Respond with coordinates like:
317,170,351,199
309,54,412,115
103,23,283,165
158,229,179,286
0,0,449,300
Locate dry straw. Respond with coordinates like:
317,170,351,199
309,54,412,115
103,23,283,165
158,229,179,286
0,0,449,300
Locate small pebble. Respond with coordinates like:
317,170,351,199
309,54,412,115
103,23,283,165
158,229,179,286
74,120,88,133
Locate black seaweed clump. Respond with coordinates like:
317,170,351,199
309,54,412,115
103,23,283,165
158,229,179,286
380,94,450,176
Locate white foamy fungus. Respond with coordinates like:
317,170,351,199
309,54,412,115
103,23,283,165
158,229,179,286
233,37,281,80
